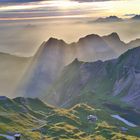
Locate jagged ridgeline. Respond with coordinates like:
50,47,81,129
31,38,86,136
0,32,139,98
0,33,140,140
18,33,140,98
45,46,140,109
0,97,140,140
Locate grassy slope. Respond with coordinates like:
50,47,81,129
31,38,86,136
39,54,140,139
0,97,140,140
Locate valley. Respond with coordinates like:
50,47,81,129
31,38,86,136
0,0,140,139
0,34,140,139
0,97,140,140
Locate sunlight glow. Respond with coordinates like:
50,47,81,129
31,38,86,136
40,0,79,9
0,0,80,11
0,0,139,18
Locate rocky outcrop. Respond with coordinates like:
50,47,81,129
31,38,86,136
19,33,140,98
45,46,140,109
131,15,140,20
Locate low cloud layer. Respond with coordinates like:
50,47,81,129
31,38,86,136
0,0,139,57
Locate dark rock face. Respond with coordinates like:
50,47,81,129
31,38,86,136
111,47,140,107
94,16,123,23
20,34,115,97
45,47,140,109
21,40,67,97
18,33,140,99
131,15,140,20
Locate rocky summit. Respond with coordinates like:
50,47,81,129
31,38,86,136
45,46,140,109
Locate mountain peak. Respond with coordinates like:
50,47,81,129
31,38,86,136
65,58,83,69
108,15,120,19
108,32,120,40
46,37,66,46
94,16,123,23
48,37,60,42
71,58,81,64
102,32,121,42
78,34,102,43
131,15,140,20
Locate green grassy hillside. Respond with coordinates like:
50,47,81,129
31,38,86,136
0,97,139,140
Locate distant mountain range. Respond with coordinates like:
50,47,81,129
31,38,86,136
94,16,123,23
0,96,140,139
92,15,140,23
131,15,140,20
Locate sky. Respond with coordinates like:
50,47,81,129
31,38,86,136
0,0,139,56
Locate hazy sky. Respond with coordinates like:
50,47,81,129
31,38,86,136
0,0,139,56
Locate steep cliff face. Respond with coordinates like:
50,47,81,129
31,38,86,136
20,33,140,98
75,33,117,61
111,47,140,107
0,33,139,98
44,58,113,107
21,39,67,97
45,47,140,109
103,32,126,54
